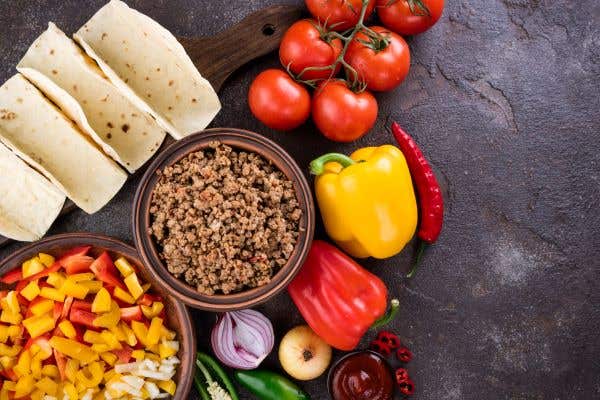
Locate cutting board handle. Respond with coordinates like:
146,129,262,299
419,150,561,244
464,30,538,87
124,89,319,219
179,5,304,91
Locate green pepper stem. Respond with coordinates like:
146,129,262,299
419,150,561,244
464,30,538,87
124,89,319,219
407,241,427,278
309,153,356,176
371,299,400,329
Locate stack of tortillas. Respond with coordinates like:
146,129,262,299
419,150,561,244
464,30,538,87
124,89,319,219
0,0,221,242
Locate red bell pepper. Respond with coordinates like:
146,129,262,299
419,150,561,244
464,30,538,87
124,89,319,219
69,308,96,329
0,267,22,284
113,345,133,363
288,240,394,351
63,255,94,275
90,252,126,290
71,300,92,311
54,349,67,381
120,306,143,322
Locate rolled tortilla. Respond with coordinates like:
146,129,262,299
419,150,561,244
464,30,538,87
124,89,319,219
0,142,65,242
0,74,127,214
17,23,166,173
74,0,221,140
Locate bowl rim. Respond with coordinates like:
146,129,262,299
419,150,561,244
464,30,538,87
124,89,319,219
0,233,196,400
132,127,315,311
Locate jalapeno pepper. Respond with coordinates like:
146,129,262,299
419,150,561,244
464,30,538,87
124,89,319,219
234,370,310,400
194,352,239,400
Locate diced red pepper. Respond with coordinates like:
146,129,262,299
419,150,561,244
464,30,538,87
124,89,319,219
0,368,18,381
120,306,143,322
0,267,22,284
90,252,126,290
63,255,94,275
60,297,74,320
24,261,61,283
53,302,63,321
137,293,162,307
71,300,92,311
69,308,97,329
54,349,67,381
0,290,7,299
112,345,133,363
59,246,92,260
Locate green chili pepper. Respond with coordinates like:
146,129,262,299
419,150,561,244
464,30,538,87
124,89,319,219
194,352,239,400
234,370,310,400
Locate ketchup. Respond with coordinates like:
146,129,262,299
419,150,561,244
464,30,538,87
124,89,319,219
329,351,394,400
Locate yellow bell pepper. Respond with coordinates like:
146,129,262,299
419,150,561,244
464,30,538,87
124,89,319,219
20,281,40,301
114,257,135,277
310,146,418,259
112,287,135,305
37,253,55,267
22,314,55,338
124,273,144,300
39,287,64,302
35,377,58,396
146,317,163,346
13,375,34,398
59,279,89,300
58,320,77,339
48,336,99,364
91,288,112,313
29,299,55,316
93,301,120,329
157,380,176,395
22,257,45,279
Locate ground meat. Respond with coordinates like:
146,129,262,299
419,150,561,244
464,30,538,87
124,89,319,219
148,142,303,295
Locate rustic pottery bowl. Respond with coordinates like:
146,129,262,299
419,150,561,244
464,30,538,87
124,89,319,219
132,128,315,311
0,233,195,400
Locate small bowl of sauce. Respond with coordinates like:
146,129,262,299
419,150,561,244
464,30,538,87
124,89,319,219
328,350,394,400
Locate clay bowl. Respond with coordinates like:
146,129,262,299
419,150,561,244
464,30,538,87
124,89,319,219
0,233,195,400
133,128,315,311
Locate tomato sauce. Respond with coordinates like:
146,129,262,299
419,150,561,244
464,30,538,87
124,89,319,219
329,351,394,400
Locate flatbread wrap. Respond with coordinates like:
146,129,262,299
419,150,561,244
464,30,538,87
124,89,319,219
0,142,65,242
17,23,166,173
74,0,221,140
0,74,127,214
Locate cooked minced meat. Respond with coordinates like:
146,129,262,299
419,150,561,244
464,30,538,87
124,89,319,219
148,142,303,295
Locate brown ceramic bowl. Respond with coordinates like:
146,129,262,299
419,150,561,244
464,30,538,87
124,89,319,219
132,128,315,311
0,233,195,400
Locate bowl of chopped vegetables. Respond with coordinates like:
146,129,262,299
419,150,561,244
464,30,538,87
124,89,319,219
0,233,195,400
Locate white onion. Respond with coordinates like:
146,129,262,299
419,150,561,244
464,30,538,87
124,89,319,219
211,309,274,369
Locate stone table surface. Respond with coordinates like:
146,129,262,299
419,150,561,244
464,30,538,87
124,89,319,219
1,0,599,399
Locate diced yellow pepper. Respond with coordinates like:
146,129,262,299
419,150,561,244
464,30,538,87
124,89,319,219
0,355,14,370
141,301,164,320
99,352,117,366
146,317,163,346
59,279,89,300
159,343,178,359
37,253,55,267
131,321,148,347
23,314,56,338
91,344,111,353
119,322,137,347
112,287,135,305
83,330,105,345
30,355,42,378
100,331,121,350
30,299,54,316
63,382,78,400
0,325,8,343
42,364,59,378
0,310,21,325
39,287,64,302
0,343,21,357
58,320,77,339
93,301,120,329
103,369,119,384
157,380,177,396
160,325,176,341
78,280,103,294
109,323,125,342
35,377,58,396
65,358,80,383
14,374,34,398
0,388,8,400
7,325,22,341
22,257,45,279
20,281,40,301
114,257,135,278
69,272,95,282
76,362,103,388
2,381,15,391
31,389,45,400
91,288,111,313
49,337,99,364
132,350,145,360
13,349,31,377
46,272,66,288
4,291,20,314
124,273,144,300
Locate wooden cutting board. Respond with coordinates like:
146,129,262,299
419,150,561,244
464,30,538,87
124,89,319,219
0,5,303,249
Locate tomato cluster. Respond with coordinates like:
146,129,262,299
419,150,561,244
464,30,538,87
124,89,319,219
248,0,444,142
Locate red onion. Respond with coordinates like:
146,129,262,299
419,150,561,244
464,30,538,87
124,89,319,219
211,309,274,370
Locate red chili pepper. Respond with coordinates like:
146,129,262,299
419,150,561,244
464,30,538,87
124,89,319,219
391,122,444,278
395,367,410,384
398,378,415,396
376,331,401,349
396,345,413,363
369,339,392,356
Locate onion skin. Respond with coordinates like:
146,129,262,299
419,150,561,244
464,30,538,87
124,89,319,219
211,309,275,370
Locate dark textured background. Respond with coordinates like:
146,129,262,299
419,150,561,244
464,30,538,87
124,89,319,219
1,1,599,399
